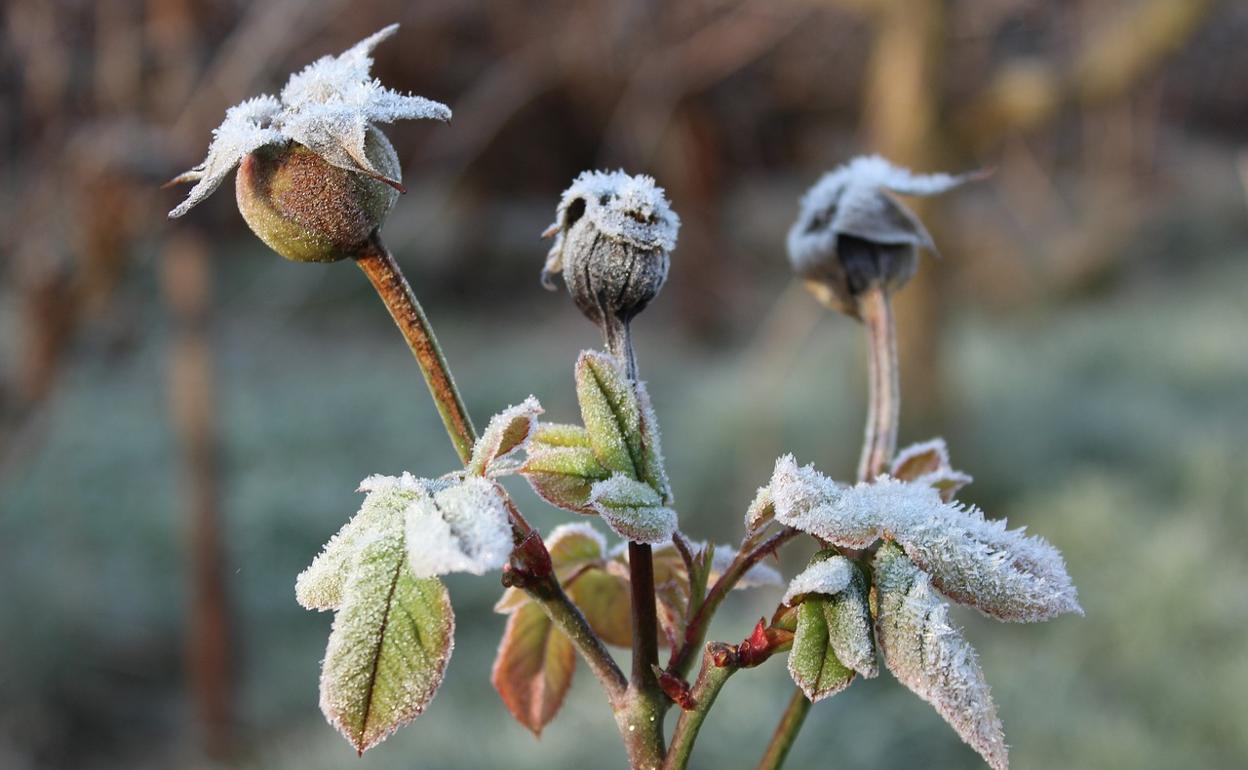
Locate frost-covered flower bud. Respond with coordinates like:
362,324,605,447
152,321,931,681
236,130,399,262
541,171,680,355
167,25,451,262
787,155,978,318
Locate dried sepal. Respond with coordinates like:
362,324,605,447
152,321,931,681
892,437,973,501
168,96,283,218
588,474,677,545
874,543,1007,770
468,396,544,476
404,476,513,578
319,532,454,754
490,602,576,736
296,472,423,610
787,597,854,702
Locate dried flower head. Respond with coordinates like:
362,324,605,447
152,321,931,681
786,155,980,317
167,25,451,262
541,171,680,355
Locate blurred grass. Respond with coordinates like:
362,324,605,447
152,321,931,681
1,247,1246,769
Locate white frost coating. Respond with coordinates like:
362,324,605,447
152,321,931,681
744,484,775,532
296,472,423,610
405,477,513,578
781,556,854,606
469,396,543,475
769,455,902,547
891,437,973,501
588,473,678,545
707,544,784,588
786,155,977,277
634,379,673,504
542,170,681,282
875,545,1008,770
825,570,878,678
892,437,952,475
169,24,450,218
544,521,608,560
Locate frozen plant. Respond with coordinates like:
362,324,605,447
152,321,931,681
168,28,1080,769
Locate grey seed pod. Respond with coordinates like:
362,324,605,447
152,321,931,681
541,171,680,366
787,155,980,318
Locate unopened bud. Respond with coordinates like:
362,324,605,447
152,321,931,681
235,130,400,263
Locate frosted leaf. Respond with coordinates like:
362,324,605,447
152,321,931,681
520,443,610,514
168,96,284,218
892,496,1082,622
296,472,424,611
468,396,543,476
782,555,854,606
633,379,673,504
542,170,680,287
405,477,513,578
588,474,677,545
708,545,784,589
169,24,450,217
824,564,877,678
744,484,775,533
319,531,454,754
769,455,893,547
892,437,973,502
490,601,576,736
787,597,854,702
875,544,1007,770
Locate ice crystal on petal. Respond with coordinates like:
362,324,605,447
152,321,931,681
296,472,423,610
875,544,1008,770
169,24,450,217
405,477,513,578
588,473,677,545
782,556,854,606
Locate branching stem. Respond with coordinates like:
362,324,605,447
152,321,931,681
663,646,739,770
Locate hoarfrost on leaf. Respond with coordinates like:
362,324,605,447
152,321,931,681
708,545,784,589
468,396,543,476
295,472,423,611
169,24,450,218
892,437,973,501
787,597,854,702
782,555,854,606
768,455,896,547
588,473,677,545
744,483,776,533
874,543,1008,770
405,476,513,578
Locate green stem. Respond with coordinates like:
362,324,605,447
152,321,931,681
663,645,739,770
755,689,812,770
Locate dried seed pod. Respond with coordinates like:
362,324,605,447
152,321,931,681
787,155,979,318
541,171,680,366
236,130,400,263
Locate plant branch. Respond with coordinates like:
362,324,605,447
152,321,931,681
663,644,739,770
857,285,899,481
755,688,812,770
668,526,800,679
354,234,477,464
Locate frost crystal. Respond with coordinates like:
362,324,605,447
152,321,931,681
875,544,1008,770
169,24,450,218
405,477,513,578
769,454,894,547
782,556,854,606
296,472,423,610
542,170,680,287
588,473,678,545
744,483,775,533
468,396,543,476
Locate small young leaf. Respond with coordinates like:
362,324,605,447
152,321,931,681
892,437,972,502
296,473,422,611
824,564,877,678
405,477,513,578
874,543,1008,770
521,445,611,514
468,396,543,476
532,422,593,447
781,553,854,606
575,351,670,501
787,597,854,702
319,533,454,754
588,474,677,544
744,484,776,533
566,567,632,647
491,602,577,736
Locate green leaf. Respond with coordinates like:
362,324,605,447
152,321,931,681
468,396,543,475
521,445,611,514
824,564,877,678
319,533,455,754
491,602,577,736
296,474,420,611
575,351,670,501
786,597,854,702
588,473,677,544
566,567,632,647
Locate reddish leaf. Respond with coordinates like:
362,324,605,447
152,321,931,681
491,603,576,736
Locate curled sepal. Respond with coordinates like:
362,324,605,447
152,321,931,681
319,533,454,754
468,396,544,476
786,597,854,702
575,351,671,501
874,543,1007,770
296,473,422,611
892,438,972,501
588,474,677,545
521,426,611,515
490,602,576,737
405,477,513,578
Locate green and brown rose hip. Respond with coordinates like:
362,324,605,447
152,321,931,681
169,25,1080,770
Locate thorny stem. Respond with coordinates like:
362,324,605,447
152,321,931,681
668,527,800,679
755,689,812,770
857,285,899,481
663,646,739,770
352,233,632,743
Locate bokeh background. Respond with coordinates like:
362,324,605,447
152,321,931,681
2,1,1246,768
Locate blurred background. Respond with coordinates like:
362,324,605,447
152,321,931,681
2,0,1246,768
